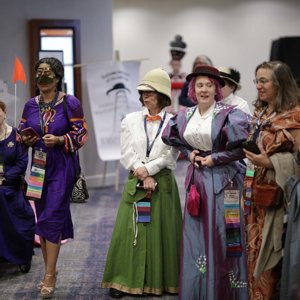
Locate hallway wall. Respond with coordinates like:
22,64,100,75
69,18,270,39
113,0,300,110
0,0,115,187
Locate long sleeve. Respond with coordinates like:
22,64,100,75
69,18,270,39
120,116,144,171
162,110,194,159
64,95,88,153
211,108,251,165
144,146,179,175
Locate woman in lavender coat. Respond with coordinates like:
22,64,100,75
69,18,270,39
162,66,250,300
19,57,88,299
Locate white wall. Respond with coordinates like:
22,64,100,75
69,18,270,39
112,0,300,110
0,0,115,187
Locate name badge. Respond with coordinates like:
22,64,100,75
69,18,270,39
26,149,47,201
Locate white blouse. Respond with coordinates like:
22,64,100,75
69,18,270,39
183,103,215,151
120,107,179,176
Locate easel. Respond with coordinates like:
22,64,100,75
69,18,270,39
102,160,120,191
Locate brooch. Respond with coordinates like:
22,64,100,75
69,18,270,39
7,141,14,148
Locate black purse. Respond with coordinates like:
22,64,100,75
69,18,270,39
71,152,89,203
62,96,89,203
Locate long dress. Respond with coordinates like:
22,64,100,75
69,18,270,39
162,102,250,300
101,107,182,295
18,93,88,243
0,128,35,264
244,105,300,299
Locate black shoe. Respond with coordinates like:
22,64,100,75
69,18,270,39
18,260,31,273
109,288,124,298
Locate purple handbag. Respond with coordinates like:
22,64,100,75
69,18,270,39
187,167,200,217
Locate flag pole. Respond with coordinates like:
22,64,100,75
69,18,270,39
14,83,17,127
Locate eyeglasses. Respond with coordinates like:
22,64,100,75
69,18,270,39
253,78,271,85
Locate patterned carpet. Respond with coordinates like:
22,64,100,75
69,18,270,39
0,160,188,300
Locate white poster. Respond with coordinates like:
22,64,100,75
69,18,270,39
86,61,141,161
0,80,19,126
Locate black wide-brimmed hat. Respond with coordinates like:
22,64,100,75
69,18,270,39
106,82,130,95
186,65,225,87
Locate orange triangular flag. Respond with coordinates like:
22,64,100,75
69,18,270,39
12,56,26,85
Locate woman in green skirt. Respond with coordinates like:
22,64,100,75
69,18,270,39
101,68,182,298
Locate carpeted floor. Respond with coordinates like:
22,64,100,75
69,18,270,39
0,159,188,300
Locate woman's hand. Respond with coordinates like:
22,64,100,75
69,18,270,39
198,155,214,167
42,134,62,148
21,134,39,147
189,150,214,168
189,150,201,168
244,145,273,168
142,176,157,191
133,166,149,181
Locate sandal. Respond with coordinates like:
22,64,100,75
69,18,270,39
40,273,57,299
38,271,58,291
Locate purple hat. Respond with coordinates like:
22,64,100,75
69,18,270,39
186,65,225,87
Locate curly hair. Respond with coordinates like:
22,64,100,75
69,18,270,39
254,61,300,112
35,57,64,91
187,77,223,104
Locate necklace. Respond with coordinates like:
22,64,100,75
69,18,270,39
39,92,59,112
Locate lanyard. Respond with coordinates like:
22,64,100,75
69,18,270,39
253,106,275,142
144,112,166,157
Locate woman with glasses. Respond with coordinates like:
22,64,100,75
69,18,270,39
101,68,182,298
19,57,88,298
243,61,300,299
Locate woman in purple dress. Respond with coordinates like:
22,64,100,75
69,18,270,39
19,57,88,298
0,99,35,272
162,66,251,299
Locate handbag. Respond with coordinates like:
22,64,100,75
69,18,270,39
187,166,201,217
71,152,89,203
62,96,89,203
253,169,282,207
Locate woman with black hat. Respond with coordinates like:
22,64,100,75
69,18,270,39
101,68,182,298
218,67,252,114
162,65,250,299
19,57,88,298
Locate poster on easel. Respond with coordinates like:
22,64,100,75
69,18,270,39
0,79,19,126
86,60,141,161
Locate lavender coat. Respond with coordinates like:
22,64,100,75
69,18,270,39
162,103,250,300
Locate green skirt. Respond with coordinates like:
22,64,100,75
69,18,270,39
101,168,182,295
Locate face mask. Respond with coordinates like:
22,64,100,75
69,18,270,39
35,74,56,85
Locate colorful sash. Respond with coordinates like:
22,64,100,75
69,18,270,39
224,183,242,257
26,149,46,201
243,160,255,215
133,190,152,246
135,190,152,223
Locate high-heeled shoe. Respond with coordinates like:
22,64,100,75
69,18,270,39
40,274,57,299
38,271,58,291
